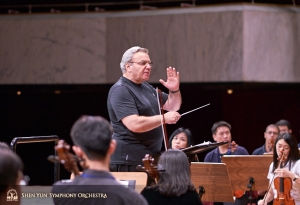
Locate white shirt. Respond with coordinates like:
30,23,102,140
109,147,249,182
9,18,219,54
267,159,300,205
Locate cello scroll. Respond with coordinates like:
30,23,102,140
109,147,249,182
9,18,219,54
48,139,82,176
136,154,165,183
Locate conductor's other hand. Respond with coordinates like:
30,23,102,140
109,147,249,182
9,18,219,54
164,111,181,124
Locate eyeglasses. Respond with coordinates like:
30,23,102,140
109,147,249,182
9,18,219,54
129,60,153,67
266,131,279,135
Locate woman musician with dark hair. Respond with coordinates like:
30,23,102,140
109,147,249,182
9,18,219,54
258,132,300,205
168,127,199,162
141,149,202,205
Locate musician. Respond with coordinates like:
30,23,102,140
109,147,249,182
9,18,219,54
276,119,300,148
52,115,148,205
141,149,202,205
252,124,279,155
251,124,280,202
204,121,249,163
0,148,24,205
169,127,194,149
258,132,300,205
169,127,199,161
204,121,249,205
276,119,292,134
108,46,182,172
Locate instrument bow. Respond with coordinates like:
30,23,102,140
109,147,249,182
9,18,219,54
156,88,169,150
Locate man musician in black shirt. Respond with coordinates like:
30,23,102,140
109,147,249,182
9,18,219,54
107,46,182,172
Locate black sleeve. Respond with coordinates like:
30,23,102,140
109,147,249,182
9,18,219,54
109,85,139,121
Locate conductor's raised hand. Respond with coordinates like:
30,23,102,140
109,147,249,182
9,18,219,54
159,67,180,92
163,111,181,124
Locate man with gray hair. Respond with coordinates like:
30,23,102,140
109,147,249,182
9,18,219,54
107,46,182,172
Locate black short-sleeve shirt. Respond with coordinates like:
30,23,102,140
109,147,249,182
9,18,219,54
107,77,168,165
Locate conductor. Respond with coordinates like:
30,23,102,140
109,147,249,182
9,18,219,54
107,46,182,172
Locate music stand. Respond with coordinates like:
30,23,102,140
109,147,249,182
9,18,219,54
182,141,228,161
222,155,273,191
10,135,60,183
190,162,234,202
182,141,228,156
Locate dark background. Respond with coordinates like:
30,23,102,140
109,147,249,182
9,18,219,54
0,0,299,14
1,82,299,185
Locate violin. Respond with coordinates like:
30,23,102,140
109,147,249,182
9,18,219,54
273,154,295,205
229,141,238,154
48,139,82,176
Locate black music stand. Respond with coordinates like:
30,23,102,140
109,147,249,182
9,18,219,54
190,162,234,202
182,141,228,161
222,155,273,205
10,135,60,183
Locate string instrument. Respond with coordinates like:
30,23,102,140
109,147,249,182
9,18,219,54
136,154,165,183
268,141,275,153
48,139,81,176
229,141,238,154
263,141,275,155
273,154,295,205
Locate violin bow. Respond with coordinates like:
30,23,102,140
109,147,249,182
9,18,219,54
156,88,169,151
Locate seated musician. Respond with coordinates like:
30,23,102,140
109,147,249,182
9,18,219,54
169,127,199,161
252,124,279,202
275,119,300,148
169,127,195,149
0,147,24,205
141,149,202,205
258,132,300,205
204,121,249,163
252,124,279,155
204,121,249,205
52,115,148,205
